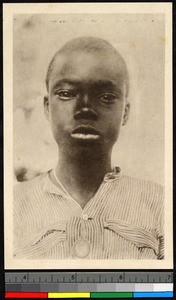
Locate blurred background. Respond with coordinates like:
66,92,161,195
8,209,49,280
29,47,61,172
13,13,165,185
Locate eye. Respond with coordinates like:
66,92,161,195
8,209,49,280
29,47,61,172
56,90,76,101
99,93,117,104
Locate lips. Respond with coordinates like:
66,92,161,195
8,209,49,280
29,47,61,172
71,125,100,140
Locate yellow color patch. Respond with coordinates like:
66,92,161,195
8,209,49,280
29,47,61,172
48,292,90,298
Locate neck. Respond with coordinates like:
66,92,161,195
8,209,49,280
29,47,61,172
54,150,112,208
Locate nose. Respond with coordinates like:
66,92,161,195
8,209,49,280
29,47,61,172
80,92,90,106
74,93,98,121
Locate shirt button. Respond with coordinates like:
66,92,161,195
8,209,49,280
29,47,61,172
82,214,89,221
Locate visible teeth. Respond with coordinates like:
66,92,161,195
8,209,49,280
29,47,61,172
71,133,99,139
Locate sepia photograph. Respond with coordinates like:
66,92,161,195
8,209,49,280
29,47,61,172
4,3,172,269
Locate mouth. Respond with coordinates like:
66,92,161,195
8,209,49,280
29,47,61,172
71,125,100,140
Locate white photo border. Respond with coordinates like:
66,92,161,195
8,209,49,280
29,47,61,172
3,2,173,269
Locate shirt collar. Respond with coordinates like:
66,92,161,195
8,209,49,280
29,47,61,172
42,167,121,195
103,166,121,182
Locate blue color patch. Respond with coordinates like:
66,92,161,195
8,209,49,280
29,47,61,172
133,291,173,298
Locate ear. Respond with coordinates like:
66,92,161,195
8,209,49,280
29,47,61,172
44,95,50,121
122,102,130,126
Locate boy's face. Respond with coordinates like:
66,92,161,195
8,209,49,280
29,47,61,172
44,50,130,156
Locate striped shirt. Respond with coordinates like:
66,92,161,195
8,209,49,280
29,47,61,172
13,169,164,260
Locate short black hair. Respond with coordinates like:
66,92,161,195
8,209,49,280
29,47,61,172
45,36,129,96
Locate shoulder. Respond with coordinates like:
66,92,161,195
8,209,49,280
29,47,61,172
14,172,48,210
112,174,164,212
119,174,164,194
14,172,47,194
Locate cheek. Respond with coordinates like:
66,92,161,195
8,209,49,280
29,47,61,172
101,105,124,129
100,106,124,142
49,100,74,127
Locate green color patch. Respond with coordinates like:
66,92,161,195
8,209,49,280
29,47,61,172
91,292,133,298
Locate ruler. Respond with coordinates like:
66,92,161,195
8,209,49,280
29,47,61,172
5,271,173,284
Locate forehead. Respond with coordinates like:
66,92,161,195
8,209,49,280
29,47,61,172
49,50,127,88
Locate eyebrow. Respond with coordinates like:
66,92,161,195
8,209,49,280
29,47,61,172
52,79,81,90
51,78,123,95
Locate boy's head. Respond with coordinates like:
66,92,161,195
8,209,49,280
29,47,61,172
44,37,130,158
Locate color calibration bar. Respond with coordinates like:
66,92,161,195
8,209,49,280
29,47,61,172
5,272,173,298
5,291,173,298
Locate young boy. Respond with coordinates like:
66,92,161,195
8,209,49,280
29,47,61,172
14,37,164,260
